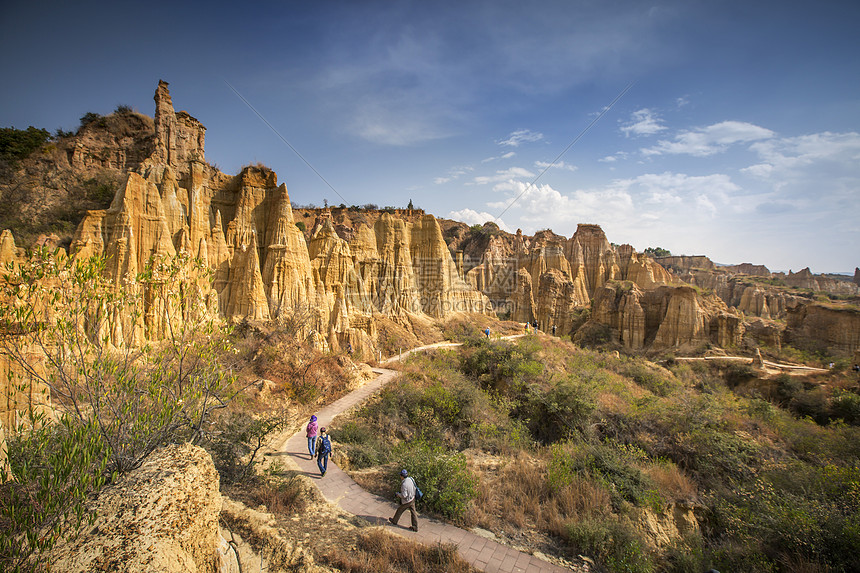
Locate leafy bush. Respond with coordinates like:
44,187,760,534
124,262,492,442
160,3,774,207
566,517,655,573
204,412,284,483
460,338,543,395
618,360,680,396
831,390,860,425
522,375,597,443
549,441,659,510
1,413,110,572
394,441,478,520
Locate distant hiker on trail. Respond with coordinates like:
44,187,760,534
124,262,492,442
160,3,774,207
552,324,557,336
389,469,419,532
347,341,352,354
525,322,529,333
317,427,332,477
484,327,490,339
306,415,319,459
532,320,538,331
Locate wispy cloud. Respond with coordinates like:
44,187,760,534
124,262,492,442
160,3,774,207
482,151,517,163
474,167,535,185
434,165,474,185
535,160,577,171
641,121,774,157
497,129,544,147
621,108,666,137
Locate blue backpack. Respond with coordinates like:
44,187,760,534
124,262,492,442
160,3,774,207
318,436,332,457
411,477,424,501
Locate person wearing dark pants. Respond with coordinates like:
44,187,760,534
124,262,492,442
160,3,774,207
389,468,418,532
317,427,332,476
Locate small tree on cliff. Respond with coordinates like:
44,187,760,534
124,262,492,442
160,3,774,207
644,246,671,258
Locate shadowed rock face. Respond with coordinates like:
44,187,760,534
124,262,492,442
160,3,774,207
587,282,744,351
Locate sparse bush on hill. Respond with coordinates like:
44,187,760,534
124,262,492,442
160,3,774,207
0,126,51,162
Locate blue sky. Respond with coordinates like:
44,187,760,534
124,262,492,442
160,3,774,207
2,0,858,273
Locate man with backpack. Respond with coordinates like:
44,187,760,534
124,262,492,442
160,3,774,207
317,427,332,477
388,469,419,532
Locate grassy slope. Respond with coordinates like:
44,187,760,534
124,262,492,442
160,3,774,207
330,333,860,573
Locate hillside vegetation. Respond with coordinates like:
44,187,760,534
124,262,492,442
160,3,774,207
331,332,860,573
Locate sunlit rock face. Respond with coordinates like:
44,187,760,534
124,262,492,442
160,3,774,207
58,82,493,351
49,444,222,573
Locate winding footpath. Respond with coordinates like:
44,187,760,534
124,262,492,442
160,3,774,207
276,336,576,573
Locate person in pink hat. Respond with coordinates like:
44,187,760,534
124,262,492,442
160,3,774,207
306,415,319,459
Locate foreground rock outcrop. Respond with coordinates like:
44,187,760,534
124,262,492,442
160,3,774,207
50,444,222,572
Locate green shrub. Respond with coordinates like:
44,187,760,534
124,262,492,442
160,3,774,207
460,338,543,395
831,390,860,425
330,420,374,445
548,441,658,510
204,412,285,483
79,112,104,129
1,413,110,572
523,375,596,443
394,441,477,520
566,518,655,573
618,360,679,396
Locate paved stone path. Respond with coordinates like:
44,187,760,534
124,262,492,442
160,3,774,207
278,336,575,573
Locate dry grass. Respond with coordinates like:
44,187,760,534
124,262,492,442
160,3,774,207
321,528,478,573
251,476,307,514
644,463,698,503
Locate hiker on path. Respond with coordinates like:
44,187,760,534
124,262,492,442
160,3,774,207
484,327,490,339
525,322,529,333
552,324,556,336
306,415,319,459
317,427,332,477
389,469,419,532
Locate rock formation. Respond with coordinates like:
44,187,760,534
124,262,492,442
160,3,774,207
56,82,492,349
586,282,744,351
49,444,222,572
785,301,860,355
2,80,857,361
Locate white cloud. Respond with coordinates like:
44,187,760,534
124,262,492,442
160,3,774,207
534,160,577,172
497,129,544,147
599,151,628,163
749,131,860,171
621,108,666,137
473,167,535,185
447,208,512,232
486,180,635,226
741,163,774,179
642,121,775,157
